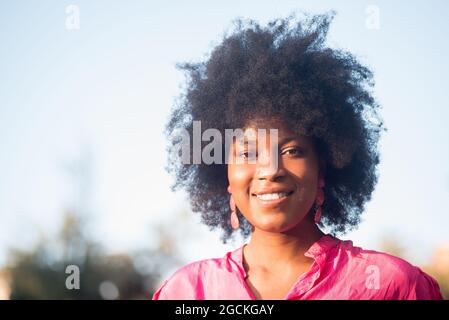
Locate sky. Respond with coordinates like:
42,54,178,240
1,0,448,271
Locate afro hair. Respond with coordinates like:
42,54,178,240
165,12,385,243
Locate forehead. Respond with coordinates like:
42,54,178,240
241,117,297,139
234,123,312,146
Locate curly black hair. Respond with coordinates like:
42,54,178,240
165,12,385,243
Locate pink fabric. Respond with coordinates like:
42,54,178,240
152,234,443,300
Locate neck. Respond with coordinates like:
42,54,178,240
245,220,325,267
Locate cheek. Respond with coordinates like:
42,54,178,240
284,157,317,181
228,164,253,182
227,164,253,201
283,158,319,200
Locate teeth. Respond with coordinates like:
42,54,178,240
256,192,288,200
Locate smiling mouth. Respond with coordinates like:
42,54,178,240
254,191,293,200
251,190,294,206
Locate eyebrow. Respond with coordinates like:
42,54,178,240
278,136,299,146
236,135,299,146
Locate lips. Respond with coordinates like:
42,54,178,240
251,188,294,207
252,188,294,197
255,192,291,200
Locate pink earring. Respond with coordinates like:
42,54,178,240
314,177,325,224
228,185,239,229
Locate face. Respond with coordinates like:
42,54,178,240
227,120,322,233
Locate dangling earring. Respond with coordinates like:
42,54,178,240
314,177,325,224
314,194,323,224
230,197,240,230
228,186,239,229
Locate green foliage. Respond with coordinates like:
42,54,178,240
6,212,175,299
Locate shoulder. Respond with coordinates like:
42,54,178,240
152,258,219,300
334,239,443,300
152,249,240,300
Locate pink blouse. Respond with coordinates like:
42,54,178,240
152,234,443,300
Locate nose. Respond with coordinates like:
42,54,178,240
254,148,284,181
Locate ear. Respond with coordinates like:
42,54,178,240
318,158,326,188
313,137,327,179
318,158,327,183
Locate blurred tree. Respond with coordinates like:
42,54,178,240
3,144,188,299
6,212,179,299
379,234,408,259
422,246,449,299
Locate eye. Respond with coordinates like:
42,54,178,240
281,147,304,157
238,150,257,159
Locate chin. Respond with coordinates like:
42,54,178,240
252,210,308,232
252,214,294,233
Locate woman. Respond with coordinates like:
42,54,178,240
153,12,443,300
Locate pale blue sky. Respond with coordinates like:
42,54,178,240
1,0,448,269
